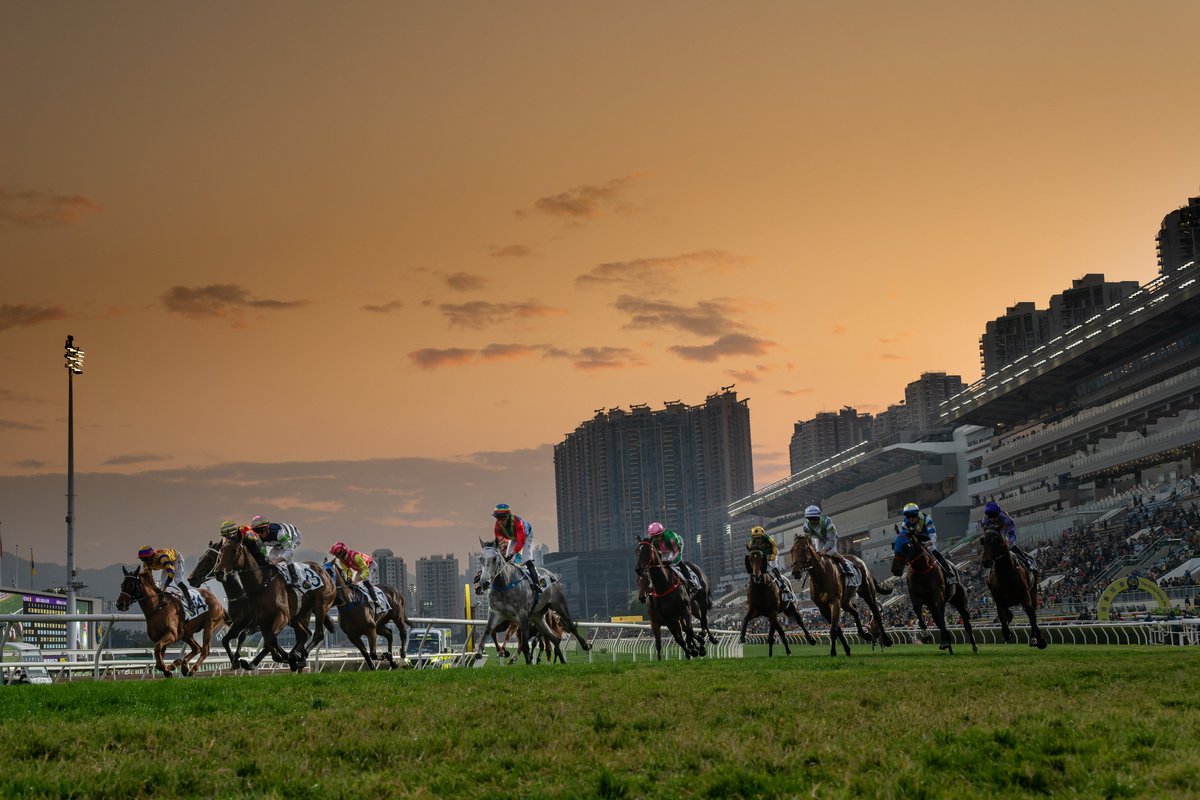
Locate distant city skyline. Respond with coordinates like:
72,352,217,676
3,3,1199,577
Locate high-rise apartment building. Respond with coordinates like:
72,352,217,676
1047,274,1139,338
553,388,753,582
980,302,1050,376
788,406,873,474
371,549,410,609
415,553,460,621
904,372,965,432
1157,194,1200,276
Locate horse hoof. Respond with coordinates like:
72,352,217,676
162,671,174,679
181,664,191,677
807,638,817,646
1035,638,1048,650
238,659,253,671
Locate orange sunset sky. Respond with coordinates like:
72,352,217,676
2,2,1200,573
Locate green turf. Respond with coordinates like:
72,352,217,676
0,645,1197,799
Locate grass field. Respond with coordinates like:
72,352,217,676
1,645,1197,799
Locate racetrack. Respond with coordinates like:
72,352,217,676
2,645,1197,799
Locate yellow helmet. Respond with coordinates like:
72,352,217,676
219,520,240,538
751,525,766,536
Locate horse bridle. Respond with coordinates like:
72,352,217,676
636,541,682,598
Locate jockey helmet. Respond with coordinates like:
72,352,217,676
250,514,270,531
330,541,348,558
750,525,766,536
903,502,920,517
493,503,512,518
137,545,155,561
219,520,240,538
805,505,821,519
647,522,665,537
984,502,1002,516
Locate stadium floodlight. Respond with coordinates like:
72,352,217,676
63,334,85,657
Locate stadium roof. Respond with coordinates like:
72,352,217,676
938,260,1200,428
729,441,948,520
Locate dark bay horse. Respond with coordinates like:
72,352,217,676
789,536,893,657
979,529,1048,649
739,549,817,655
635,539,704,659
188,540,261,666
891,533,978,654
214,535,336,671
117,566,227,678
328,563,411,670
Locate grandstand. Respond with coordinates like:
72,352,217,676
729,258,1200,623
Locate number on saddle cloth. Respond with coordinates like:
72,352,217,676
178,587,209,620
294,564,322,591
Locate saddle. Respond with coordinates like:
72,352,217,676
169,585,209,621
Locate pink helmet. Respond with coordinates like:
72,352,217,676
330,542,347,557
647,522,665,537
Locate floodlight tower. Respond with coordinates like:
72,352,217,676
64,335,85,654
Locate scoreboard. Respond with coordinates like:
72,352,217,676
0,588,99,652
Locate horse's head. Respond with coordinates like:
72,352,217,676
978,528,1007,569
747,548,769,582
477,540,507,593
634,539,661,574
115,565,144,611
789,535,816,578
187,540,221,585
890,533,918,577
213,535,246,579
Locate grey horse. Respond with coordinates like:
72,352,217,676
472,540,592,663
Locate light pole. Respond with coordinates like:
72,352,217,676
64,335,85,655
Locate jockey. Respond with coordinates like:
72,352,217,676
218,519,248,540
899,503,958,584
137,545,195,615
330,541,379,601
248,515,303,586
493,503,542,594
746,525,793,602
802,505,853,578
981,501,1038,574
647,522,700,593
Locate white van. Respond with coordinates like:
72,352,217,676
2,642,53,685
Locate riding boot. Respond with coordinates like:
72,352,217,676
933,551,957,584
525,561,541,594
773,567,792,602
364,579,378,608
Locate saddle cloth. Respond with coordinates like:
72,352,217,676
843,559,862,588
362,584,391,614
293,563,325,592
169,585,209,621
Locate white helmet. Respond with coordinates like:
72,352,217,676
805,505,821,518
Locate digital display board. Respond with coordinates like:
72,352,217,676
0,589,98,652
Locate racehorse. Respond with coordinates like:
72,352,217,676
891,532,978,654
116,566,227,678
635,539,705,659
739,549,817,655
789,535,893,657
327,562,411,670
188,540,261,667
214,534,337,671
979,528,1048,649
471,540,592,664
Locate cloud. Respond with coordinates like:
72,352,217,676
14,459,47,469
614,295,753,337
445,272,489,291
100,453,174,467
0,419,44,431
880,353,907,360
409,347,477,369
0,188,100,228
249,496,345,514
488,244,535,258
479,343,543,363
723,364,780,384
519,174,641,220
832,325,846,335
576,250,747,290
669,334,775,363
438,300,565,329
363,300,404,314
0,304,68,332
568,346,648,371
778,387,815,396
0,389,44,403
879,330,911,344
161,284,309,322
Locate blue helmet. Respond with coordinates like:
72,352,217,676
984,502,1002,516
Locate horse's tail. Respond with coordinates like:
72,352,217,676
874,576,895,596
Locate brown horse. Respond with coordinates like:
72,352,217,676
789,535,893,656
634,539,704,659
214,535,337,671
739,549,817,655
116,566,227,678
188,540,261,666
890,533,978,654
979,528,1048,649
328,564,411,670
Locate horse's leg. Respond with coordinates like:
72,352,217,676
664,616,692,660
178,631,202,676
1025,601,1048,649
651,618,664,660
222,617,247,666
860,586,892,648
153,634,175,677
912,594,933,644
843,600,873,643
997,602,1015,643
785,603,818,645
739,609,755,644
930,600,954,654
952,590,979,654
378,620,397,669
546,597,591,651
770,612,792,656
829,603,850,657
350,631,375,670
